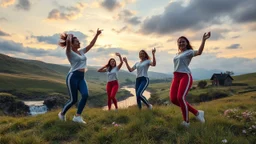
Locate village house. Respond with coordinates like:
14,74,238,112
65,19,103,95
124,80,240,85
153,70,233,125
210,73,234,86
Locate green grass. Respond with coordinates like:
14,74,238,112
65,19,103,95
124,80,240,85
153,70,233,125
0,92,255,144
148,73,256,104
0,73,129,107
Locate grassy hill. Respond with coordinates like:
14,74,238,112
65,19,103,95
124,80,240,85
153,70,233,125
0,53,134,107
0,91,255,143
147,72,256,105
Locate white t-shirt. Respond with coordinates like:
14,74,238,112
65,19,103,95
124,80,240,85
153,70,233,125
107,67,119,82
173,49,197,73
67,48,87,73
132,59,151,78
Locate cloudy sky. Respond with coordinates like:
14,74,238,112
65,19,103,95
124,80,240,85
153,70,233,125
0,0,256,74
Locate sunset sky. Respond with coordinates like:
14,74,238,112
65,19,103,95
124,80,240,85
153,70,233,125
0,0,256,74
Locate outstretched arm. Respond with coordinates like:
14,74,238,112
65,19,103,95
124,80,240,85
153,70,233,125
150,48,156,66
97,65,107,72
195,32,211,56
66,34,73,52
83,28,102,53
123,57,135,72
116,53,123,70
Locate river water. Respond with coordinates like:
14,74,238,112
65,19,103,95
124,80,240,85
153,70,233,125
23,101,48,115
23,86,151,114
102,86,151,110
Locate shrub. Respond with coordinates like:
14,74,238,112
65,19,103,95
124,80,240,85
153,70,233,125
197,80,207,89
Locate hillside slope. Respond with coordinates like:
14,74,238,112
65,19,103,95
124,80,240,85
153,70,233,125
0,91,255,144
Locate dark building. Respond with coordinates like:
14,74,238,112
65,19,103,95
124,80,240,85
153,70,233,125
210,73,234,86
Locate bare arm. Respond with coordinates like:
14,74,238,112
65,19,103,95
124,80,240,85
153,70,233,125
150,48,156,66
195,32,211,56
83,28,102,53
116,53,123,70
97,65,107,72
66,34,73,52
123,57,135,72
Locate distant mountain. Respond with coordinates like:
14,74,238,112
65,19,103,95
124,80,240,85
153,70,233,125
0,53,135,82
190,68,223,80
190,68,244,80
148,71,172,79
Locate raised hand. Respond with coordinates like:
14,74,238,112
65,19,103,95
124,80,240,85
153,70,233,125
97,28,103,35
123,57,127,62
152,47,156,54
203,32,211,41
115,52,121,57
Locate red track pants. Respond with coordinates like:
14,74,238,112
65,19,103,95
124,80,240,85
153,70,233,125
170,72,198,122
106,80,119,110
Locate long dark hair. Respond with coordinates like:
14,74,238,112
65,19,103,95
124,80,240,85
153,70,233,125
58,33,77,48
107,58,116,72
140,50,150,60
177,36,193,50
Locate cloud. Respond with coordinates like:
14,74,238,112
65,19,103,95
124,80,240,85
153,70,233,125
30,31,87,45
16,0,30,11
212,47,219,50
1,38,255,75
0,29,10,36
190,28,230,41
112,26,128,34
140,0,255,35
0,38,66,58
230,0,256,23
190,53,256,74
117,9,141,25
148,43,164,49
0,17,8,22
96,47,129,55
0,0,15,7
226,44,242,49
100,0,121,11
232,35,240,39
47,2,86,21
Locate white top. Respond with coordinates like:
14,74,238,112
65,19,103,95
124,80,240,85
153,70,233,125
67,48,87,73
107,67,119,82
173,49,197,73
132,59,151,78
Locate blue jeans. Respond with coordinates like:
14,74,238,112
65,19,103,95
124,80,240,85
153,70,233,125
62,70,89,115
135,76,150,109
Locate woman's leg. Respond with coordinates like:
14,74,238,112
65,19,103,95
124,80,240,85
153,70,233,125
136,77,150,108
106,82,112,110
170,73,180,106
110,81,119,109
177,73,198,122
61,72,78,115
77,79,89,115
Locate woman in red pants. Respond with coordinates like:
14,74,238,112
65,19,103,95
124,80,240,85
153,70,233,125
170,32,211,127
98,53,123,110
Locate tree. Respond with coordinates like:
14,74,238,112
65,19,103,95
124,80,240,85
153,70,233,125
225,71,234,75
197,80,207,89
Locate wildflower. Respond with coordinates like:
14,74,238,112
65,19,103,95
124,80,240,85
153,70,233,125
221,139,228,143
112,122,115,125
224,109,231,116
252,125,256,129
114,124,119,127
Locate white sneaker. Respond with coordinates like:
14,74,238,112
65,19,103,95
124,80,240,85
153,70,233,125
196,110,205,123
181,121,190,128
72,116,86,124
149,104,153,110
58,112,66,121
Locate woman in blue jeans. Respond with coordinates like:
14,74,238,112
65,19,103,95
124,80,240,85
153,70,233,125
123,48,156,109
57,28,102,123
